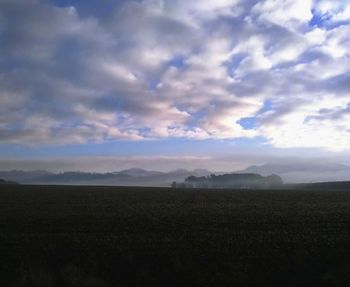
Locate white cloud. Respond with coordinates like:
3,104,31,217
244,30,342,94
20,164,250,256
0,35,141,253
0,0,350,151
258,95,350,151
253,0,313,30
313,0,350,21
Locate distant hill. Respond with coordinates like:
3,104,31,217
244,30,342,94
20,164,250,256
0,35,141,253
2,162,349,186
0,170,52,182
0,178,18,185
115,168,164,177
237,162,350,183
0,169,212,187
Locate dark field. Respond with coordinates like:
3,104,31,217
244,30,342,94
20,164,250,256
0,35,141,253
1,185,350,286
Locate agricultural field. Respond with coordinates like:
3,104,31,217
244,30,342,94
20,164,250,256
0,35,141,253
1,184,350,286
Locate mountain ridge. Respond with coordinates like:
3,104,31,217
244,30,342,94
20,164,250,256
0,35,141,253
236,162,350,183
0,168,212,187
1,162,350,186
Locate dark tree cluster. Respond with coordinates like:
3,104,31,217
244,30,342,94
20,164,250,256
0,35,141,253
172,173,283,189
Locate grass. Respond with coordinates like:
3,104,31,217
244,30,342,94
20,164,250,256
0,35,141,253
0,184,350,286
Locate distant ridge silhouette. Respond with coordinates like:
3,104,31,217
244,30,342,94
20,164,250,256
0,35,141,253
0,169,212,187
237,162,350,183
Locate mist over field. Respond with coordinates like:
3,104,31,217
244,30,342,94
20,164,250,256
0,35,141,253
1,159,350,186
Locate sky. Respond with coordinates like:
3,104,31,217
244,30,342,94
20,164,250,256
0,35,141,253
1,0,350,172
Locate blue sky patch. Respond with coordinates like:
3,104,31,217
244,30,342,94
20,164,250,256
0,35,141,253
238,117,257,130
167,55,186,69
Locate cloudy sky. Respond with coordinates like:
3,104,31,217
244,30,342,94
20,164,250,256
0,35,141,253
1,0,350,172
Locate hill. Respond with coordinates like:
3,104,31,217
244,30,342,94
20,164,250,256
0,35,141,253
0,178,18,185
237,162,350,183
0,169,212,187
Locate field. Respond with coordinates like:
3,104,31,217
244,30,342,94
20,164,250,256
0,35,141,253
1,185,350,286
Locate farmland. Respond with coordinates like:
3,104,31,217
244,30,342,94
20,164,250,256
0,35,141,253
1,184,350,286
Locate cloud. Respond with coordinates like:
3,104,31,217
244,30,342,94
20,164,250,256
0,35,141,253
313,0,350,23
252,0,313,30
0,0,350,151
